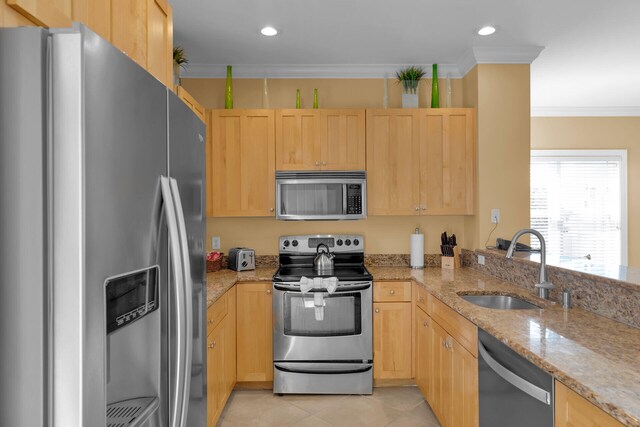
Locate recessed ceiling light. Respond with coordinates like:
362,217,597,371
261,26,278,36
478,26,496,36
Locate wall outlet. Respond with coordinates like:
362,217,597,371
491,208,500,224
478,255,485,265
211,237,220,250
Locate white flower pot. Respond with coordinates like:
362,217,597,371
402,93,419,108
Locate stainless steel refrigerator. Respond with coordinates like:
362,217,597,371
0,24,207,427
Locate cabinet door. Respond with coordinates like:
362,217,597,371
373,302,412,379
207,321,225,426
209,110,275,217
224,286,237,395
177,86,205,122
237,282,273,382
415,306,432,399
430,320,451,426
366,109,421,215
111,0,147,68
450,338,478,427
320,109,365,170
420,109,475,215
556,381,624,427
5,0,71,27
275,109,321,170
146,0,172,87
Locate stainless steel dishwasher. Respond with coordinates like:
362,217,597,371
478,329,554,426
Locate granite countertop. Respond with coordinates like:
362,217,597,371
206,266,640,426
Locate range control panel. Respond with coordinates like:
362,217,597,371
279,234,364,254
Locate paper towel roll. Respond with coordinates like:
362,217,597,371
411,232,424,269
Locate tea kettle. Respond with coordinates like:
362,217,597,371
314,243,335,273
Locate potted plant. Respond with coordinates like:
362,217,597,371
173,46,188,86
397,66,425,108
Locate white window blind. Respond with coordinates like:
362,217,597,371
530,150,627,266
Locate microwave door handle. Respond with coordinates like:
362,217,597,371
160,176,186,427
343,184,348,215
169,178,194,427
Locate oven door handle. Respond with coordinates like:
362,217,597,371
273,283,371,292
274,362,372,375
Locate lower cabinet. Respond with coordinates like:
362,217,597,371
555,380,625,427
415,284,478,427
373,281,413,380
206,286,236,427
236,282,273,383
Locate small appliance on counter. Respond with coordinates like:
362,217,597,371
228,248,256,271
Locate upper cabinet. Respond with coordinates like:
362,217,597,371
2,0,173,88
366,108,476,216
420,109,475,215
208,109,275,217
276,109,366,171
366,109,421,215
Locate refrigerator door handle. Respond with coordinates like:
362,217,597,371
160,176,187,427
169,177,194,427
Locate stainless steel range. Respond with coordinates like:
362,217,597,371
272,234,373,394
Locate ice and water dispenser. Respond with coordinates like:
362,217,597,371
105,266,162,427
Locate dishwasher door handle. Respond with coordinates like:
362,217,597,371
478,340,551,405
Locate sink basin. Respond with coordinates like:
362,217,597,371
459,294,541,310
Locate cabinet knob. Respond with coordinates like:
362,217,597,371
322,161,327,166
315,161,320,166
375,308,380,313
208,319,213,324
415,206,420,211
267,289,272,294
423,321,429,327
390,289,395,295
418,296,425,303
208,341,216,349
421,206,426,211
269,208,274,212
442,340,447,348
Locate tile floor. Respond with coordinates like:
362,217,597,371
217,386,441,427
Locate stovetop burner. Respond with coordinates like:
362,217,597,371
273,234,371,282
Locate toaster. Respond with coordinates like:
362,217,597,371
228,248,255,271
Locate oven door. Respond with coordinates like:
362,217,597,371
273,281,372,361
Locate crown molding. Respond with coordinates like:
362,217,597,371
531,106,640,117
181,46,546,79
181,63,462,79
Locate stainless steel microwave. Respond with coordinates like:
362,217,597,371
275,171,366,220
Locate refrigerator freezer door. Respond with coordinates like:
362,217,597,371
168,93,207,427
0,27,48,427
50,25,169,426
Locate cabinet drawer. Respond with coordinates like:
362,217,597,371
207,290,228,335
415,284,430,313
374,281,412,302
430,295,477,357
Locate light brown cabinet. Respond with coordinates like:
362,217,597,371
419,109,475,215
276,109,366,171
415,305,432,399
373,281,413,380
207,110,275,217
236,282,273,382
2,0,173,88
206,286,236,427
366,109,421,215
555,381,625,427
177,86,205,122
366,108,476,216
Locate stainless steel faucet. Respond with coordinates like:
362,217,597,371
505,228,555,299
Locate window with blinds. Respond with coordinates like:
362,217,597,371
530,150,627,266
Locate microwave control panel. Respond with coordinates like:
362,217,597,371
346,184,362,214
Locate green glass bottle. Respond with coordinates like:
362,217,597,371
296,89,301,109
431,64,440,108
225,65,233,109
313,88,318,109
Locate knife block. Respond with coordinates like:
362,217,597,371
441,246,461,270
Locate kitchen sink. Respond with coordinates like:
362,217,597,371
459,294,541,310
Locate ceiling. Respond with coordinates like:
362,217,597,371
171,0,640,115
